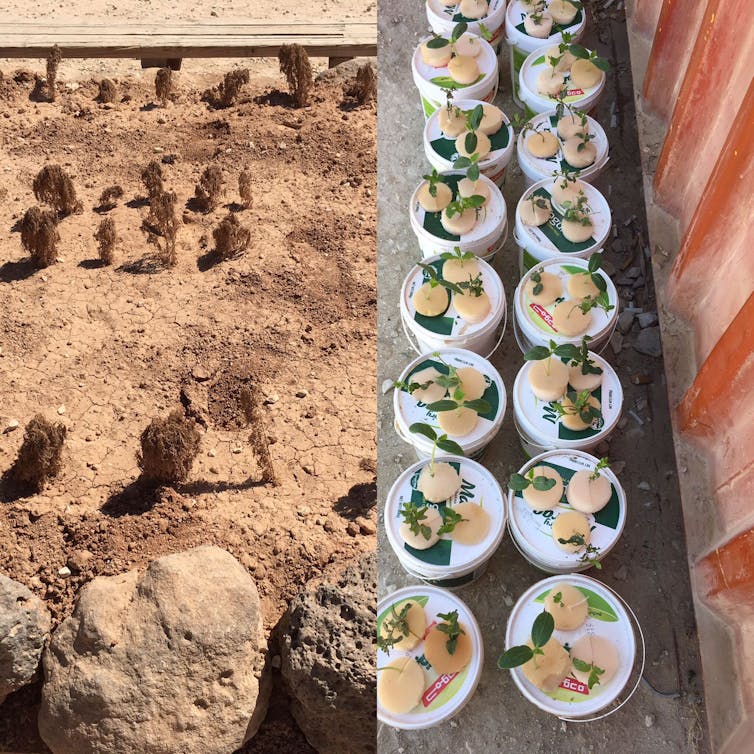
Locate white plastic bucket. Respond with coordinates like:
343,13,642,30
506,449,626,573
423,99,515,187
409,171,508,262
511,350,623,455
426,0,508,51
412,34,499,120
514,178,611,275
504,574,644,720
377,585,484,729
513,258,618,354
505,1,587,108
516,110,610,188
401,255,507,358
393,348,506,459
519,44,606,118
384,455,506,587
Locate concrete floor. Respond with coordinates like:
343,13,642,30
376,2,710,751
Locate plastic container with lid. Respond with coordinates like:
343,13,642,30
519,44,606,118
401,255,507,358
506,449,626,572
505,0,587,108
513,257,618,354
503,574,644,720
516,110,610,188
385,455,506,586
514,177,611,275
426,0,508,51
409,171,508,263
393,348,506,459
377,585,484,729
511,349,623,456
412,33,499,120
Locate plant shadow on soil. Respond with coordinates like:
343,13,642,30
78,258,107,270
253,90,297,109
333,481,376,520
116,254,165,275
0,257,38,283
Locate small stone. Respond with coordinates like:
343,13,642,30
278,142,287,150
301,464,314,475
57,566,71,578
57,405,66,415
67,550,93,574
295,390,308,398
153,146,163,153
207,449,217,458
611,460,626,475
626,266,641,279
634,327,662,358
232,447,242,455
346,521,360,537
637,312,659,328
4,419,19,433
357,517,376,535
264,393,280,405
609,331,623,355
209,466,219,474
617,310,635,334
191,366,210,382
614,564,628,581
644,714,655,728
638,481,651,491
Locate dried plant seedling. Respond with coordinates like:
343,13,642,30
145,190,179,267
141,160,164,201
97,78,117,104
98,184,123,211
20,206,60,268
155,68,173,106
240,385,280,486
33,164,82,216
137,409,201,485
352,63,376,105
238,168,253,209
46,44,62,102
498,609,555,669
9,414,66,492
437,610,465,655
509,468,558,493
205,68,250,108
213,213,250,260
279,44,313,108
95,217,117,265
194,165,224,213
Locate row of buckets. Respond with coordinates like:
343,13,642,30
380,0,645,734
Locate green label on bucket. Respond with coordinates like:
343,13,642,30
528,187,595,254
406,357,500,422
430,124,511,162
422,95,438,119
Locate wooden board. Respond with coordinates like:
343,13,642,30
0,22,376,59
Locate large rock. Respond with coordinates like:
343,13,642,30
39,545,270,754
281,551,376,754
0,573,51,704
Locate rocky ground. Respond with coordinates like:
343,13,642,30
0,58,376,752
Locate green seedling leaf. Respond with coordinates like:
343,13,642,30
498,644,534,669
509,473,530,492
399,503,433,540
531,610,555,649
426,399,461,413
437,507,466,535
463,398,491,414
568,43,590,59
451,21,468,43
436,609,465,655
427,36,450,49
436,437,465,455
409,422,437,442
532,475,557,492
590,457,610,480
376,601,413,653
524,345,551,361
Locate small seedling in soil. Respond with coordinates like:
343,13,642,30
574,252,608,292
204,68,250,108
9,414,66,493
351,63,376,105
552,389,603,425
46,44,62,102
409,422,464,477
436,507,467,536
279,44,313,108
145,190,179,267
509,468,558,493
239,385,280,486
437,610,465,655
498,609,555,669
525,339,581,365
377,601,416,653
141,160,164,201
573,290,614,316
422,168,447,199
399,502,434,541
194,165,224,213
20,206,60,268
97,184,123,211
155,68,173,107
417,261,464,295
137,409,201,485
445,194,486,220
238,168,253,209
94,217,117,265
570,336,603,376
33,165,82,216
213,213,250,260
96,78,117,104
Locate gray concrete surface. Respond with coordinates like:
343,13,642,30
377,1,710,751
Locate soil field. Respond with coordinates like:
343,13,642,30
0,62,376,752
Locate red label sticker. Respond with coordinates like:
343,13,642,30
567,88,585,96
422,671,459,706
530,302,557,331
559,676,590,695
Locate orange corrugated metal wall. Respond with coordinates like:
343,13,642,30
630,1,754,751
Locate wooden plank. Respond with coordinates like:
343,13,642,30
0,22,376,59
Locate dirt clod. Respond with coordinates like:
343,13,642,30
19,206,60,268
32,165,82,216
137,409,201,485
213,213,250,260
7,415,66,493
279,45,313,108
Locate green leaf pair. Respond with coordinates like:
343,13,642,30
497,610,555,669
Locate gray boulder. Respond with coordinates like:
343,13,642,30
281,551,376,754
0,573,51,703
39,545,270,754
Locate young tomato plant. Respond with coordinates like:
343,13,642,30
422,168,448,200
437,507,467,536
377,602,415,653
445,194,486,219
552,389,603,426
556,533,602,569
561,192,593,226
399,502,435,542
569,335,604,377
497,609,555,669
573,290,614,316
525,339,581,368
572,657,606,689
437,610,466,655
589,456,609,481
